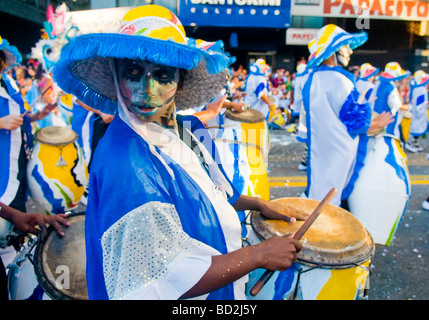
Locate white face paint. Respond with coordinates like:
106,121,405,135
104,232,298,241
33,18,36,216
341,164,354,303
116,59,180,122
336,45,353,67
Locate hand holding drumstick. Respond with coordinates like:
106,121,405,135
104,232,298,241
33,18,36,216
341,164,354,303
250,188,337,296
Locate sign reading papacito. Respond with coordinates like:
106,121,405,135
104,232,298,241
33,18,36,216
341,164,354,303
292,0,429,20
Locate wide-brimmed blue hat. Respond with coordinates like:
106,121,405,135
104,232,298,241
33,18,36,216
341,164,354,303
0,36,22,69
53,5,231,114
307,24,367,69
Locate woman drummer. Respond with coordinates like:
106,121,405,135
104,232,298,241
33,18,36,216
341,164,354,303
53,5,306,300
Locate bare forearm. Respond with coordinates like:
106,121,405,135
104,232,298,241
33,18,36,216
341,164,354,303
0,202,20,222
180,245,262,299
76,99,102,115
232,194,263,212
180,235,302,299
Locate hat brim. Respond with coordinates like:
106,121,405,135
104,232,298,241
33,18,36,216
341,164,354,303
410,76,429,88
359,67,379,80
53,33,230,113
308,31,368,69
379,71,409,82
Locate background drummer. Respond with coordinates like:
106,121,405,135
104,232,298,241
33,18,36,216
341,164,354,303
0,36,57,290
302,25,393,208
244,59,275,122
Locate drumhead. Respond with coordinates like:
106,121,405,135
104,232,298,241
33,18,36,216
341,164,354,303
35,126,78,146
251,198,374,268
34,212,88,300
225,109,265,123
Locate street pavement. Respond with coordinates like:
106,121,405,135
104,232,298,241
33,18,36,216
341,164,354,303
267,129,429,300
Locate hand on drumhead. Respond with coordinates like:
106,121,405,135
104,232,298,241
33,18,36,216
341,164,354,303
260,201,310,222
256,235,303,271
228,101,246,113
11,211,70,240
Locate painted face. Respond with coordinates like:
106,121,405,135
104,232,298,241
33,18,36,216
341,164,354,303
116,59,180,122
336,45,353,67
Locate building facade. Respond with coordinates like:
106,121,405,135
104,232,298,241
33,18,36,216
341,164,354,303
1,0,428,73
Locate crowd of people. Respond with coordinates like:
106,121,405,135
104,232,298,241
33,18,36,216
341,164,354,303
1,3,429,301
227,62,303,132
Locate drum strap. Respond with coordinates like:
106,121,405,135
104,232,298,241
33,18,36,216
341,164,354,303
212,138,262,151
177,122,211,177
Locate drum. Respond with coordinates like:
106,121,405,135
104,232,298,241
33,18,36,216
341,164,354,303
209,109,270,200
348,135,411,246
7,213,87,300
267,95,276,122
27,126,88,214
34,212,88,299
247,198,374,300
399,108,412,143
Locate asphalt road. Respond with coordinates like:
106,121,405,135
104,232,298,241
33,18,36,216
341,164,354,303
267,129,429,300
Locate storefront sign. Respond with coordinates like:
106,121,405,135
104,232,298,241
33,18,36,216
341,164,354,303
286,28,319,45
292,0,429,20
179,0,292,28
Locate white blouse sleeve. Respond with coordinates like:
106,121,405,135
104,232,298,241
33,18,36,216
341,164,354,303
101,201,221,300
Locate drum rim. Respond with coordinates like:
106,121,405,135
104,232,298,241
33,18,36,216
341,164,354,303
34,211,87,300
250,204,375,268
224,108,265,123
35,126,78,146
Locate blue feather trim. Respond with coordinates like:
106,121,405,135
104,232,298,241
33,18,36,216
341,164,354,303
0,38,22,68
59,33,229,73
53,33,231,115
339,89,372,138
53,57,118,115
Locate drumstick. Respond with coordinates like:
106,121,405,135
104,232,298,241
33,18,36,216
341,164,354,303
22,85,53,117
206,124,238,129
249,187,337,297
357,83,372,105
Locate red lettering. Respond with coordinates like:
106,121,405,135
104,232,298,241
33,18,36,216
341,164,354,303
396,0,403,16
370,0,384,15
417,1,428,18
404,1,416,16
385,0,394,16
340,0,355,14
324,0,341,14
358,0,371,10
